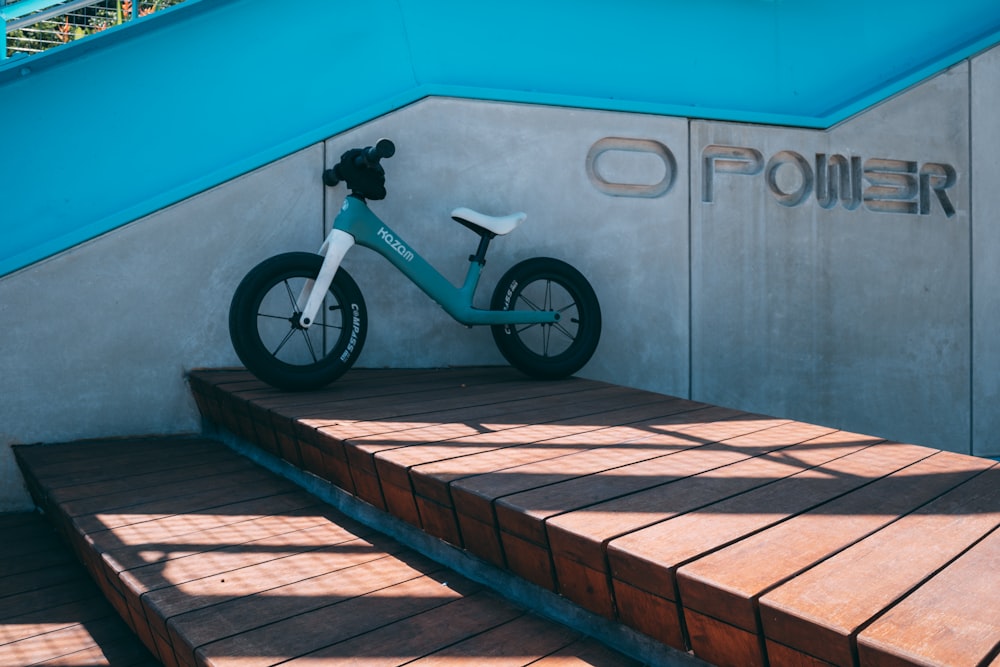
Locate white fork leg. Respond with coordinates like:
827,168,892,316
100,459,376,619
298,229,355,328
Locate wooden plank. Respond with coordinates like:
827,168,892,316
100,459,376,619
1,617,141,666
529,637,645,666
119,520,388,601
606,442,938,650
764,639,838,667
492,415,800,589
55,458,259,518
99,503,332,571
71,472,301,534
403,612,580,666
342,383,662,514
0,523,76,576
342,383,641,474
164,551,443,663
85,490,323,589
546,430,875,618
409,397,706,507
266,368,559,449
685,608,767,667
434,403,734,552
676,450,992,667
759,464,1000,666
383,397,710,541
248,367,523,421
448,414,749,569
0,562,84,599
42,452,253,504
855,525,1000,667
32,640,160,666
0,512,157,667
279,590,524,666
301,381,617,510
194,573,481,667
384,391,697,495
295,430,356,494
268,369,548,470
0,591,113,644
14,439,223,490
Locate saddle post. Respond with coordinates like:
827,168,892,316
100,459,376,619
469,231,495,266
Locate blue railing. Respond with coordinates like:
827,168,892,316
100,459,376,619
3,0,1000,279
2,0,181,61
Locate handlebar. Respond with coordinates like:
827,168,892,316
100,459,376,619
360,138,396,165
323,139,395,187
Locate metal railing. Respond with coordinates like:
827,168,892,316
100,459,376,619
2,0,185,61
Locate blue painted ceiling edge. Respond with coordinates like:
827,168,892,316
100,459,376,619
2,0,999,277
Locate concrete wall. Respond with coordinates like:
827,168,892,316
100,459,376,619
2,47,997,510
0,146,325,509
691,64,971,451
972,46,1000,456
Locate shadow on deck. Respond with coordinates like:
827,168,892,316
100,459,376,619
8,367,1000,667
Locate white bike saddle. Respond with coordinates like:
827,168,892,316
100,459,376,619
451,207,527,237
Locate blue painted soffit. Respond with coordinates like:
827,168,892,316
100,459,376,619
1,0,999,277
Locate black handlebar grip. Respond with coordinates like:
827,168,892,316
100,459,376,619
358,138,396,166
322,166,342,187
373,138,396,159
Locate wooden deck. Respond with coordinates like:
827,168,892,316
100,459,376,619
0,511,158,666
184,367,1000,667
13,435,645,667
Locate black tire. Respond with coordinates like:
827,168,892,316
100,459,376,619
490,257,601,379
229,252,367,390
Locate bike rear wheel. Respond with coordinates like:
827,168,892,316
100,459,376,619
490,257,601,379
229,252,367,390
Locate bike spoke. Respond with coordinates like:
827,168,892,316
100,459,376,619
556,302,576,315
310,320,344,332
551,321,577,342
271,327,297,357
258,312,294,321
282,279,298,309
552,301,579,341
299,329,320,363
517,294,543,312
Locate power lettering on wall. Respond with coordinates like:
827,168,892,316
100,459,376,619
586,138,958,218
702,144,958,217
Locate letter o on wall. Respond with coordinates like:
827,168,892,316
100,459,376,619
766,150,813,207
586,137,676,198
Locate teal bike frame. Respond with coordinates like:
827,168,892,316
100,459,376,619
297,195,561,329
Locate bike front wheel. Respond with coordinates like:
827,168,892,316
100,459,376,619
229,252,367,390
490,257,601,379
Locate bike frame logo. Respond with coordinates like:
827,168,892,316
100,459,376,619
586,137,958,217
377,226,415,262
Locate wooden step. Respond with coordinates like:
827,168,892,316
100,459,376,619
675,449,993,667
759,466,1000,666
14,436,645,667
855,524,1000,667
0,511,159,667
189,367,1000,667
